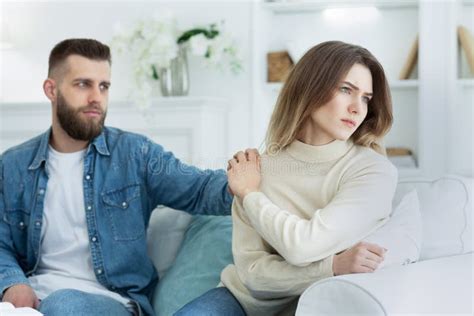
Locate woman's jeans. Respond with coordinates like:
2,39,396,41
174,287,246,316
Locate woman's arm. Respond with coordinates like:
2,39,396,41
228,197,385,299
241,161,398,266
228,198,334,300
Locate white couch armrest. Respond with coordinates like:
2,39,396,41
296,253,473,315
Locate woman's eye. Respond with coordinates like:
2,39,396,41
363,96,371,104
340,86,350,94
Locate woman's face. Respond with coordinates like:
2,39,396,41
301,63,373,146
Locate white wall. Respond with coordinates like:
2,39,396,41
1,0,473,177
0,0,254,157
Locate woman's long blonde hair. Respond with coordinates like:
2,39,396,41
265,41,393,155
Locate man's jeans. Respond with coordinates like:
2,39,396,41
39,289,133,316
174,287,245,316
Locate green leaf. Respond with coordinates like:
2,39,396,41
177,25,220,44
151,65,159,80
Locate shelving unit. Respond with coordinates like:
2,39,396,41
458,79,474,88
252,0,423,176
447,0,474,176
252,0,473,177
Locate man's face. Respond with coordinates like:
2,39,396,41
53,55,111,141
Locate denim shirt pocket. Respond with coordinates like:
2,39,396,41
3,208,29,232
102,184,145,241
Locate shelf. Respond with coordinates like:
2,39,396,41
457,79,474,88
397,166,422,178
266,80,418,93
262,0,419,14
266,82,283,92
390,79,418,89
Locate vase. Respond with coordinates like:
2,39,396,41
159,45,189,96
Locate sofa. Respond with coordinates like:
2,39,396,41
146,174,473,315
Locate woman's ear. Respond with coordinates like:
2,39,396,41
43,79,57,102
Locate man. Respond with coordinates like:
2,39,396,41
0,38,232,316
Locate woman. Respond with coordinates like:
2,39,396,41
176,41,397,316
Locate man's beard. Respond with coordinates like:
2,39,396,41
56,92,106,141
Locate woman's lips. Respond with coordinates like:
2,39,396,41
341,119,356,128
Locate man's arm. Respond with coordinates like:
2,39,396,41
143,139,232,215
0,155,39,307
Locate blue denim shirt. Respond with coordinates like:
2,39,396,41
0,127,232,316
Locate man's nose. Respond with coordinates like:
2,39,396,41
88,86,102,104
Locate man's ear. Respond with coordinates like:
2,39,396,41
43,78,57,102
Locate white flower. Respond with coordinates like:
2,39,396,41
204,31,242,74
111,16,243,109
189,33,211,57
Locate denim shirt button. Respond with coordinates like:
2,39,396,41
87,205,92,211
121,202,128,208
38,189,45,195
97,269,103,275
35,221,41,227
19,221,25,229
85,175,91,180
91,236,97,242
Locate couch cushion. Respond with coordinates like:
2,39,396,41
146,207,193,277
393,175,472,260
296,253,473,315
152,215,233,315
364,189,422,268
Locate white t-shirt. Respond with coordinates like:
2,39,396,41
28,145,130,307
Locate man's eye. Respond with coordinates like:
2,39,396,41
100,84,109,91
78,82,86,88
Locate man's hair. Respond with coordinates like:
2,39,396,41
48,38,111,77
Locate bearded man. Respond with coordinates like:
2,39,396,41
0,38,232,316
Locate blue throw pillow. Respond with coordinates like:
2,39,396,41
152,215,233,316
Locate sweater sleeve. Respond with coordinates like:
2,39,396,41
229,198,334,300
242,160,398,267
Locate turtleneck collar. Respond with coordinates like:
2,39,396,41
286,139,353,163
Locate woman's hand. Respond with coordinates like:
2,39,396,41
332,242,386,275
227,148,261,199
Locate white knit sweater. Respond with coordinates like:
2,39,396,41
220,139,398,315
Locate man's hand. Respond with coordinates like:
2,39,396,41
2,284,40,309
227,148,261,199
332,242,386,276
